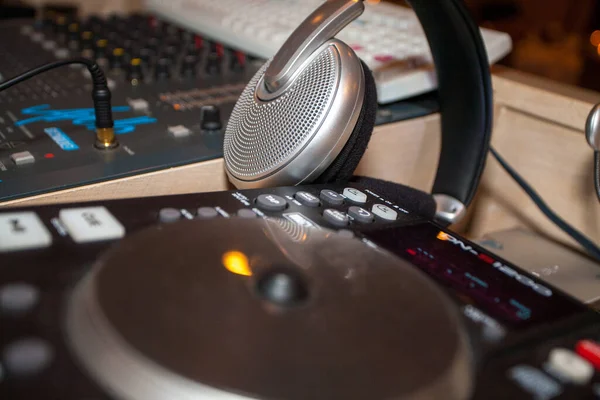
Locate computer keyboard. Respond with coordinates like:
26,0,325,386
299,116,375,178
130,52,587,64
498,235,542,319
146,0,513,104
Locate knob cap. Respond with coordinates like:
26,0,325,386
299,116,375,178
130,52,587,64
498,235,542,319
180,54,198,78
154,58,171,80
200,105,222,131
110,48,126,70
127,58,144,84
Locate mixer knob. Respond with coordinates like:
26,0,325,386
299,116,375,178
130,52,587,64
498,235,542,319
205,53,222,75
110,48,126,70
154,58,171,80
80,31,95,49
138,47,155,66
54,15,68,37
180,54,198,78
94,39,109,59
127,58,144,84
160,45,179,61
200,105,222,131
146,37,161,52
67,23,80,49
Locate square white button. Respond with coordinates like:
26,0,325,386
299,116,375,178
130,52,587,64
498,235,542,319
59,207,125,243
168,125,191,138
0,212,52,252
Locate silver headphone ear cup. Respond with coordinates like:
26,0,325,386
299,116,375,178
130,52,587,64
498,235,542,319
224,40,364,189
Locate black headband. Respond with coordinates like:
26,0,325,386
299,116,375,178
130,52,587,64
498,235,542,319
409,0,493,207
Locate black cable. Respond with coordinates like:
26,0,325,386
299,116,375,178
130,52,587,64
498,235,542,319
595,151,600,203
0,58,114,130
490,146,600,261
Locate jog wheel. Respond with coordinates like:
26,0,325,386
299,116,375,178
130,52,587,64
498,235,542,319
66,218,474,399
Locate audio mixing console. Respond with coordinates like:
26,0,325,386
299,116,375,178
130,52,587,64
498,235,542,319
0,13,438,205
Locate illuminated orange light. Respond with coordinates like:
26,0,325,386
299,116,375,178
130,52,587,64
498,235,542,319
591,30,600,47
437,231,449,241
366,0,381,4
312,14,324,24
173,104,182,111
222,251,252,276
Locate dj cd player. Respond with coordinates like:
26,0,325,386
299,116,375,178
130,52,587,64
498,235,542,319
2,184,600,399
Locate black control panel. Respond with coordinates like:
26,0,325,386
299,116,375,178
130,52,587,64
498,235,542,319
0,13,439,204
1,184,600,399
0,13,261,203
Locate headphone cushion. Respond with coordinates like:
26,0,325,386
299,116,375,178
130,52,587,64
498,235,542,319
315,60,378,184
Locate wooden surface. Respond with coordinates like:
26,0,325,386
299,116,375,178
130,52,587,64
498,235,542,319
466,67,600,251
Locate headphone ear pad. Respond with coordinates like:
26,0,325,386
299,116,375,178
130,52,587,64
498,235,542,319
315,60,378,184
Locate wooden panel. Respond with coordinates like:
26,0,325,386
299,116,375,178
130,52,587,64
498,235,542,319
466,68,600,250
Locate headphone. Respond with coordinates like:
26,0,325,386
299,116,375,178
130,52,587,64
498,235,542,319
224,0,493,224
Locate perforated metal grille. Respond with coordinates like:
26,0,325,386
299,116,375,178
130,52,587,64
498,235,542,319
224,46,339,179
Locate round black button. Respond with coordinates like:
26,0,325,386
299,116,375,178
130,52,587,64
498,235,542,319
2,338,53,377
320,189,344,206
256,194,287,212
197,207,219,219
159,208,181,223
348,206,374,224
0,283,39,315
323,209,349,227
294,191,320,207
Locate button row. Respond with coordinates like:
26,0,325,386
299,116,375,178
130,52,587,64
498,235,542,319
0,207,125,252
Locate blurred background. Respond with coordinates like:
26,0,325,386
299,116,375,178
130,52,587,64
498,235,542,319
1,0,599,91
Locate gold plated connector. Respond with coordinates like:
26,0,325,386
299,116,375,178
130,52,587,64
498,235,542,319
95,127,118,150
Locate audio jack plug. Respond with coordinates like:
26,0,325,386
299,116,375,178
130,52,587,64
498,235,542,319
0,57,117,150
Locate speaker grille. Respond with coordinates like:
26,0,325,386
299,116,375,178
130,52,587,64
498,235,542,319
224,46,339,179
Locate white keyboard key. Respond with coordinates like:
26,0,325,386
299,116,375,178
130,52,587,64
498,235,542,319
59,207,125,244
0,212,52,252
146,0,512,104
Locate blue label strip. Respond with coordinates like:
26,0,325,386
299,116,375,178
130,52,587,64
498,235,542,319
44,127,79,151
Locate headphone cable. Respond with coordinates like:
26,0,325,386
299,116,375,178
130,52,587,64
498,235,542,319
490,146,600,261
0,58,116,148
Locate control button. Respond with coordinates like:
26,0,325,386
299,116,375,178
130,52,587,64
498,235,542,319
159,208,181,223
11,151,35,165
0,212,52,252
2,338,53,376
320,189,344,206
576,340,600,370
372,204,398,221
59,207,125,243
0,283,39,315
197,207,219,219
200,105,222,131
237,209,257,218
256,194,287,212
294,191,320,207
127,98,149,111
42,40,56,51
348,206,374,224
168,125,191,138
547,348,593,385
54,48,69,59
343,187,367,204
323,209,349,227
